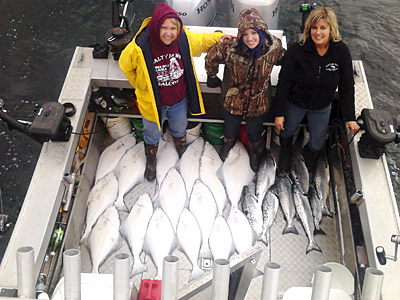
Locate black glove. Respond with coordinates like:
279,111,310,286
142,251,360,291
207,75,221,88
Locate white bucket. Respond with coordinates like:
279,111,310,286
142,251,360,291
186,122,202,144
101,116,132,140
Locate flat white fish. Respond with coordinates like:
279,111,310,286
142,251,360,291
227,206,257,254
313,154,332,217
159,167,188,232
144,207,176,280
114,142,146,212
255,149,276,201
80,173,118,244
88,205,121,273
123,181,157,212
200,142,228,215
95,134,136,183
176,208,205,282
292,177,321,254
241,185,263,237
179,137,205,195
275,170,299,235
156,131,179,186
189,179,218,259
219,141,254,207
120,192,154,277
260,188,279,246
209,215,235,260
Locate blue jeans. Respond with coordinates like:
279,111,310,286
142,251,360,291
142,97,188,145
223,110,265,143
280,101,331,151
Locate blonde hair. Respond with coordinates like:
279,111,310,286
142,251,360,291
300,7,341,44
166,18,181,34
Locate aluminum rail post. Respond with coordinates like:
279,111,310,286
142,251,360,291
260,262,281,300
311,265,332,300
16,246,35,298
161,256,179,300
361,268,384,300
63,249,81,300
113,252,130,300
211,259,230,300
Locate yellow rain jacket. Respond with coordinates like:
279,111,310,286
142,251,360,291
119,17,223,130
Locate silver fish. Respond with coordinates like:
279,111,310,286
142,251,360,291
189,179,218,259
309,184,323,232
95,134,136,183
219,141,254,207
120,192,153,277
114,142,146,212
144,207,176,280
88,205,121,273
209,215,235,260
290,152,309,194
292,177,321,254
255,149,276,201
176,208,205,282
240,185,263,237
227,206,257,254
260,188,279,246
275,170,299,235
80,172,119,244
313,155,332,217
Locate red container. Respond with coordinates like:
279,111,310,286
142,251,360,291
138,279,162,300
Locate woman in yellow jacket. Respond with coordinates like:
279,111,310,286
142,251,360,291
119,3,224,181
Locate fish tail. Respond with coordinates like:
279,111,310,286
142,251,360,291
114,196,128,212
314,228,326,235
322,207,333,218
306,241,322,254
91,265,99,273
189,265,205,282
282,223,299,235
199,243,212,259
130,260,148,278
80,231,90,245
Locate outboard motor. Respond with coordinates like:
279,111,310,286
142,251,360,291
228,0,280,29
166,0,216,26
357,108,399,159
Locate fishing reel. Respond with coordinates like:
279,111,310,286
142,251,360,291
376,234,400,265
356,108,399,159
104,0,135,60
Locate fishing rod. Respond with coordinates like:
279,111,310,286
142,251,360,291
0,185,12,236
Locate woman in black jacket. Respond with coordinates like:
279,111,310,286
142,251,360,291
274,7,359,173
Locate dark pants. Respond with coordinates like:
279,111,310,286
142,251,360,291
223,110,265,143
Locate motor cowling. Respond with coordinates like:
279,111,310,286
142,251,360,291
357,108,398,159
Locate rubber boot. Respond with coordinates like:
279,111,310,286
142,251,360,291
278,136,293,173
173,135,187,158
219,137,235,161
302,145,320,175
144,142,158,181
249,139,264,172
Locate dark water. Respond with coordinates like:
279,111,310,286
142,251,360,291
0,0,399,260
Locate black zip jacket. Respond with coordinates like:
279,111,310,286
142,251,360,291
275,39,355,121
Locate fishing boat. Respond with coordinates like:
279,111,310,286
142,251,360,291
0,1,399,300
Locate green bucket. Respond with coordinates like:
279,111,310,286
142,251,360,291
131,118,144,140
203,122,224,145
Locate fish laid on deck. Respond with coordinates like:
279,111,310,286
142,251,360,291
227,206,257,254
156,131,179,186
313,154,332,217
241,185,263,238
255,149,276,201
260,188,279,246
209,215,235,261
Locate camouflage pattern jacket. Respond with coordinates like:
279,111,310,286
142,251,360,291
205,8,285,117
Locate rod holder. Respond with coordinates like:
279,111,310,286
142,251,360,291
311,265,332,300
113,252,131,300
16,246,35,298
63,249,81,300
361,268,384,300
261,262,281,300
212,259,230,300
161,256,179,300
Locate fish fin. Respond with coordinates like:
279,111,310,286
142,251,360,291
253,268,264,279
314,228,326,235
189,266,206,282
259,234,268,246
282,224,299,235
322,207,333,218
114,195,128,212
306,241,322,254
130,260,148,278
